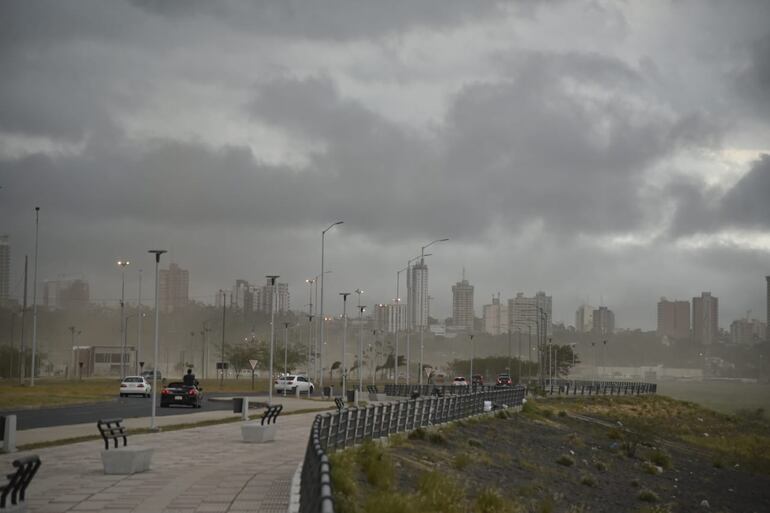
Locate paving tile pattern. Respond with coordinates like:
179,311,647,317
0,413,316,513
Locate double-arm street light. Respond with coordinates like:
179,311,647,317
320,221,343,391
418,238,448,385
394,267,407,385
404,253,431,385
357,303,366,394
148,249,167,431
469,333,475,388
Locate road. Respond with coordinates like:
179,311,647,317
1,392,269,430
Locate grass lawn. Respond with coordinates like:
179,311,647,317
656,380,770,416
0,376,272,410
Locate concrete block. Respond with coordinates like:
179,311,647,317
240,422,276,443
100,447,153,474
1,414,17,454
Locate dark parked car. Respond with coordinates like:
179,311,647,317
160,381,203,408
471,374,484,386
496,374,512,387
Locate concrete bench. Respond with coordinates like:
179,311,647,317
97,418,153,475
241,405,283,443
1,455,41,513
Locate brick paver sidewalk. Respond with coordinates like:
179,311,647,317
0,411,319,513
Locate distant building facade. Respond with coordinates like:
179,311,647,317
592,306,615,335
483,295,509,335
451,273,474,332
159,263,189,312
43,278,90,310
0,236,9,304
575,304,594,333
374,302,406,333
509,292,552,336
657,298,690,340
692,292,718,345
254,279,290,314
729,318,766,345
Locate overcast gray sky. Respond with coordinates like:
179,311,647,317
1,0,769,329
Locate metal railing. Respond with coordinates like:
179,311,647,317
383,383,502,396
542,379,657,396
299,386,526,513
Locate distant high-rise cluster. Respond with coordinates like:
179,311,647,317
730,317,766,345
0,235,9,304
451,270,474,331
575,304,594,333
657,298,690,340
374,302,406,333
592,306,615,335
159,262,189,312
224,278,290,314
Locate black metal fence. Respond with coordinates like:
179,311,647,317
542,379,657,396
383,383,502,396
299,386,526,513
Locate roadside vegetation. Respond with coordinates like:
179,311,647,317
330,395,770,513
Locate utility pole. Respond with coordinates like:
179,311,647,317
19,255,28,384
220,290,226,387
30,207,40,386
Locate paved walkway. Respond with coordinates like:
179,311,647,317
1,408,326,513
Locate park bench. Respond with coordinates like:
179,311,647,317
366,385,388,402
1,455,41,513
334,397,345,411
241,404,283,443
97,418,153,475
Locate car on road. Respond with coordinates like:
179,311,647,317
452,376,468,386
119,376,152,397
141,369,162,381
471,374,484,386
496,373,512,387
160,381,204,408
274,375,314,394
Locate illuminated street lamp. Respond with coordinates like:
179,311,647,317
340,292,351,394
319,221,343,391
117,260,131,379
266,275,280,405
357,304,366,394
418,238,449,385
148,249,167,431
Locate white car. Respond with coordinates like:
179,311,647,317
120,376,152,397
274,375,314,394
452,376,469,386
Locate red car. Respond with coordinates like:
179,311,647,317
496,374,512,387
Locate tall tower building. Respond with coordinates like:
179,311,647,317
692,292,718,346
483,295,509,335
255,280,290,314
451,270,474,331
575,304,594,333
159,262,190,312
592,306,615,335
409,260,429,329
509,292,552,335
657,298,690,340
0,236,9,304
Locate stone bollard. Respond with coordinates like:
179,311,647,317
1,415,17,453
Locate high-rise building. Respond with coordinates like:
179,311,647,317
43,278,90,310
575,304,594,333
254,279,290,314
509,292,552,335
159,262,189,312
592,306,615,335
730,318,767,345
374,303,406,333
692,292,718,345
657,298,690,340
0,236,9,304
408,260,429,329
483,295,509,335
451,271,474,331
233,279,253,313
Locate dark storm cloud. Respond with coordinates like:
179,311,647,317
128,0,513,40
736,32,770,117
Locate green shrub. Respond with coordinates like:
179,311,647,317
558,410,567,417
468,438,484,448
630,479,641,488
417,471,465,513
580,474,597,487
364,491,419,513
593,459,608,472
409,427,427,440
641,461,659,475
453,452,473,470
648,449,672,469
428,431,447,445
357,440,393,490
496,409,511,419
607,428,623,440
637,489,659,502
556,454,575,467
329,450,359,513
475,487,519,513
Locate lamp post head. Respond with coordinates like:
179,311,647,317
340,292,351,300
148,250,167,263
358,305,366,313
117,260,130,267
355,289,364,295
266,275,280,285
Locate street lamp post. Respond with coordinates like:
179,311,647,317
136,269,143,375
117,260,130,379
148,249,167,431
30,207,40,386
319,221,343,392
394,267,407,385
305,278,315,377
418,239,448,385
469,334,475,388
283,322,291,396
404,253,432,385
220,291,226,387
357,304,366,394
340,292,350,395
266,275,280,406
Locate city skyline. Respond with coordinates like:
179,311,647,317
1,1,769,330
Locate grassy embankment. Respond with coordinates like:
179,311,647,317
0,377,271,410
330,395,770,513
